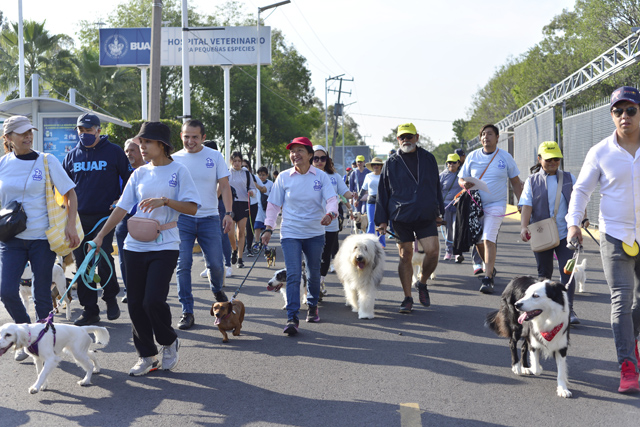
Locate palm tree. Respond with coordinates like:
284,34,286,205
0,20,76,98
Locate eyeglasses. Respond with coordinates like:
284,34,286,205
544,158,561,162
447,162,458,165
398,134,414,141
612,106,638,117
313,155,327,162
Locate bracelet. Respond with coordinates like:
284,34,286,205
162,197,169,206
581,218,589,227
262,229,273,234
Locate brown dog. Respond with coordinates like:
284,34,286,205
210,300,245,343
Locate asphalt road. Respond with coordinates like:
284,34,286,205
1,216,639,426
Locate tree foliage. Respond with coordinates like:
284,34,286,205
462,0,640,142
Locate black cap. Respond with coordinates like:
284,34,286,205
135,122,172,148
455,148,465,156
76,113,101,129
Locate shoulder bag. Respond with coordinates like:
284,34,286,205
43,154,84,256
0,159,37,242
527,172,562,252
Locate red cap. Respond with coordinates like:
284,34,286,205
286,136,313,150
346,167,352,171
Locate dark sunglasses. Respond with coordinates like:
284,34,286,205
612,106,638,117
398,134,414,141
447,161,458,165
544,158,561,162
313,155,327,162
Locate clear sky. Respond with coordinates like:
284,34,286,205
3,0,576,153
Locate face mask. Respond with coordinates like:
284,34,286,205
79,133,96,147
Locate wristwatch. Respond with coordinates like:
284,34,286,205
225,212,235,219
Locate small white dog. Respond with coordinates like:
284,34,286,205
410,241,437,283
351,212,368,235
267,261,308,309
573,258,587,293
20,262,72,320
0,321,109,394
335,234,386,319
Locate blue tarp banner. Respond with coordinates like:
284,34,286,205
99,28,151,67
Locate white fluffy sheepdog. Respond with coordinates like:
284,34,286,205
335,234,386,319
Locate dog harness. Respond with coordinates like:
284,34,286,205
540,323,564,342
26,312,56,356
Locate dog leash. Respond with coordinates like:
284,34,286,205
230,243,265,301
582,225,600,247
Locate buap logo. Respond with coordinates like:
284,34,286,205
497,159,506,169
104,34,129,59
313,180,322,191
330,176,336,185
206,158,214,168
32,169,43,181
169,173,178,187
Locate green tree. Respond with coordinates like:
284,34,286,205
0,20,76,98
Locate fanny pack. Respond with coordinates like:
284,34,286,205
127,217,177,242
367,195,377,204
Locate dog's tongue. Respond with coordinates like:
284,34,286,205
357,261,365,269
214,317,221,325
518,312,527,324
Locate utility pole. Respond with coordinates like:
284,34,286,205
149,1,163,121
327,76,353,158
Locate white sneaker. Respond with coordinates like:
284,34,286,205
162,338,180,371
200,269,208,278
329,263,335,273
14,348,28,362
225,266,233,278
129,356,160,376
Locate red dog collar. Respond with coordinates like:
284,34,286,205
540,323,564,341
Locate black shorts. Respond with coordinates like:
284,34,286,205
392,219,437,243
232,200,249,222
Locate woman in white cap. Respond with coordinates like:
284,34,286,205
361,157,386,247
261,137,338,335
90,122,201,376
519,141,585,324
312,145,353,294
0,115,80,361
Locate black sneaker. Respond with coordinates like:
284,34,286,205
106,299,121,320
237,259,244,268
177,313,194,330
214,291,229,302
399,296,413,313
416,281,431,307
479,276,494,294
283,318,299,335
74,312,100,326
306,305,320,323
231,250,238,265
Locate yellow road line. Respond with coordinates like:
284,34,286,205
399,403,422,427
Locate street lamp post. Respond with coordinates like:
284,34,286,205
257,0,290,169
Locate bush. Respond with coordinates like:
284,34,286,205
104,119,184,151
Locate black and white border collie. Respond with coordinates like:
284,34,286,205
486,276,572,398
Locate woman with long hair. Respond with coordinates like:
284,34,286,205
312,145,352,294
262,137,338,335
228,152,257,268
90,122,200,376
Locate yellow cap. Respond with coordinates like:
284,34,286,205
397,123,417,137
446,153,460,163
355,155,365,162
538,141,563,159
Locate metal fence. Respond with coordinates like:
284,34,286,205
513,109,556,181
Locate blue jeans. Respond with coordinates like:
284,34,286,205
533,237,576,308
115,213,132,291
177,215,224,314
366,203,385,247
218,202,232,267
600,233,640,367
0,238,56,323
281,235,325,321
443,209,455,254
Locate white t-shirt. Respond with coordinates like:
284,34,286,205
172,147,229,218
255,179,274,224
361,173,381,197
249,173,260,206
0,152,75,240
116,161,201,252
228,167,256,202
268,166,337,239
326,172,349,233
458,148,520,207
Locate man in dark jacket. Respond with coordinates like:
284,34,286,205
376,123,444,313
63,113,131,326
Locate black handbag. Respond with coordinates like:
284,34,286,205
0,200,27,242
0,156,36,242
260,193,269,211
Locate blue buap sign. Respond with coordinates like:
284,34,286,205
99,28,151,66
